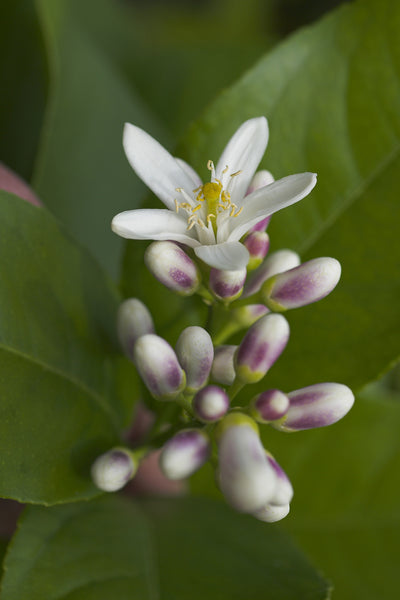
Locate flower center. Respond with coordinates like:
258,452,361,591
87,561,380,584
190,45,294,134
175,160,243,233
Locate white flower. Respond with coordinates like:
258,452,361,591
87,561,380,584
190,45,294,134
112,117,317,271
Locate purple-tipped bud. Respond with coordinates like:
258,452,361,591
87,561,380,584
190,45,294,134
133,334,186,400
211,345,237,385
193,385,230,422
231,305,269,330
262,257,341,311
91,448,137,492
251,454,293,522
117,298,155,359
244,232,270,270
175,326,213,392
216,416,278,513
243,249,301,298
145,241,200,295
273,383,355,432
265,454,293,506
251,389,290,423
235,313,290,383
159,429,210,480
209,267,247,301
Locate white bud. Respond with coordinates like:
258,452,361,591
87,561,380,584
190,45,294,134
91,448,136,492
211,345,237,386
145,241,201,295
117,298,154,358
159,429,210,480
273,382,354,431
243,249,301,298
175,326,213,392
133,334,186,400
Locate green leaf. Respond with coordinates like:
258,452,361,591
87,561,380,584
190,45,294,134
33,0,169,277
1,496,330,600
179,0,400,391
266,393,400,600
0,192,135,504
0,0,47,180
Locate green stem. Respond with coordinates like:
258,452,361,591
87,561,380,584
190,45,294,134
228,379,245,400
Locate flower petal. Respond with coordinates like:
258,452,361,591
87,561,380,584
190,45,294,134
123,124,197,210
194,241,249,270
227,172,317,242
216,117,269,205
175,158,202,188
112,209,201,247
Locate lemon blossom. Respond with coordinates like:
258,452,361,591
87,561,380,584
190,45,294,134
112,117,317,271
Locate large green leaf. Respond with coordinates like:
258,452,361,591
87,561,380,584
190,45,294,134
0,0,47,180
270,392,400,600
0,192,135,504
33,0,169,277
177,0,400,392
191,392,400,599
0,496,330,600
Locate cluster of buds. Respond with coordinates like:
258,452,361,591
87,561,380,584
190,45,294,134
92,117,354,522
92,173,353,523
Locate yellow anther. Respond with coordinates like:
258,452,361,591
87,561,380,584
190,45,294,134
234,206,243,217
192,204,202,212
207,160,214,171
206,214,216,225
222,165,229,175
174,199,179,212
198,218,206,228
187,220,196,231
193,186,202,193
230,205,236,217
230,170,242,178
175,187,183,192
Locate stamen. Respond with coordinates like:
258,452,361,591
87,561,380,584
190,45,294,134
206,214,216,226
207,160,214,171
192,204,202,212
174,199,179,213
234,207,243,217
230,170,242,178
193,186,202,193
222,165,229,175
187,220,196,231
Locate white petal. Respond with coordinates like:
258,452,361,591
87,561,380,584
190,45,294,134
175,158,202,188
194,241,249,270
123,124,196,210
112,208,201,247
227,172,317,242
216,117,269,205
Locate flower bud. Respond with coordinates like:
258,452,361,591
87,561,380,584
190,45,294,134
231,304,269,328
133,334,186,400
216,417,278,513
144,241,200,295
243,249,301,298
253,503,290,523
209,267,247,301
159,429,210,480
250,389,289,423
235,313,290,383
244,232,270,270
211,345,237,385
175,326,213,392
117,298,155,358
247,170,275,197
193,385,230,422
265,454,293,506
262,257,341,311
91,448,137,492
273,383,354,431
